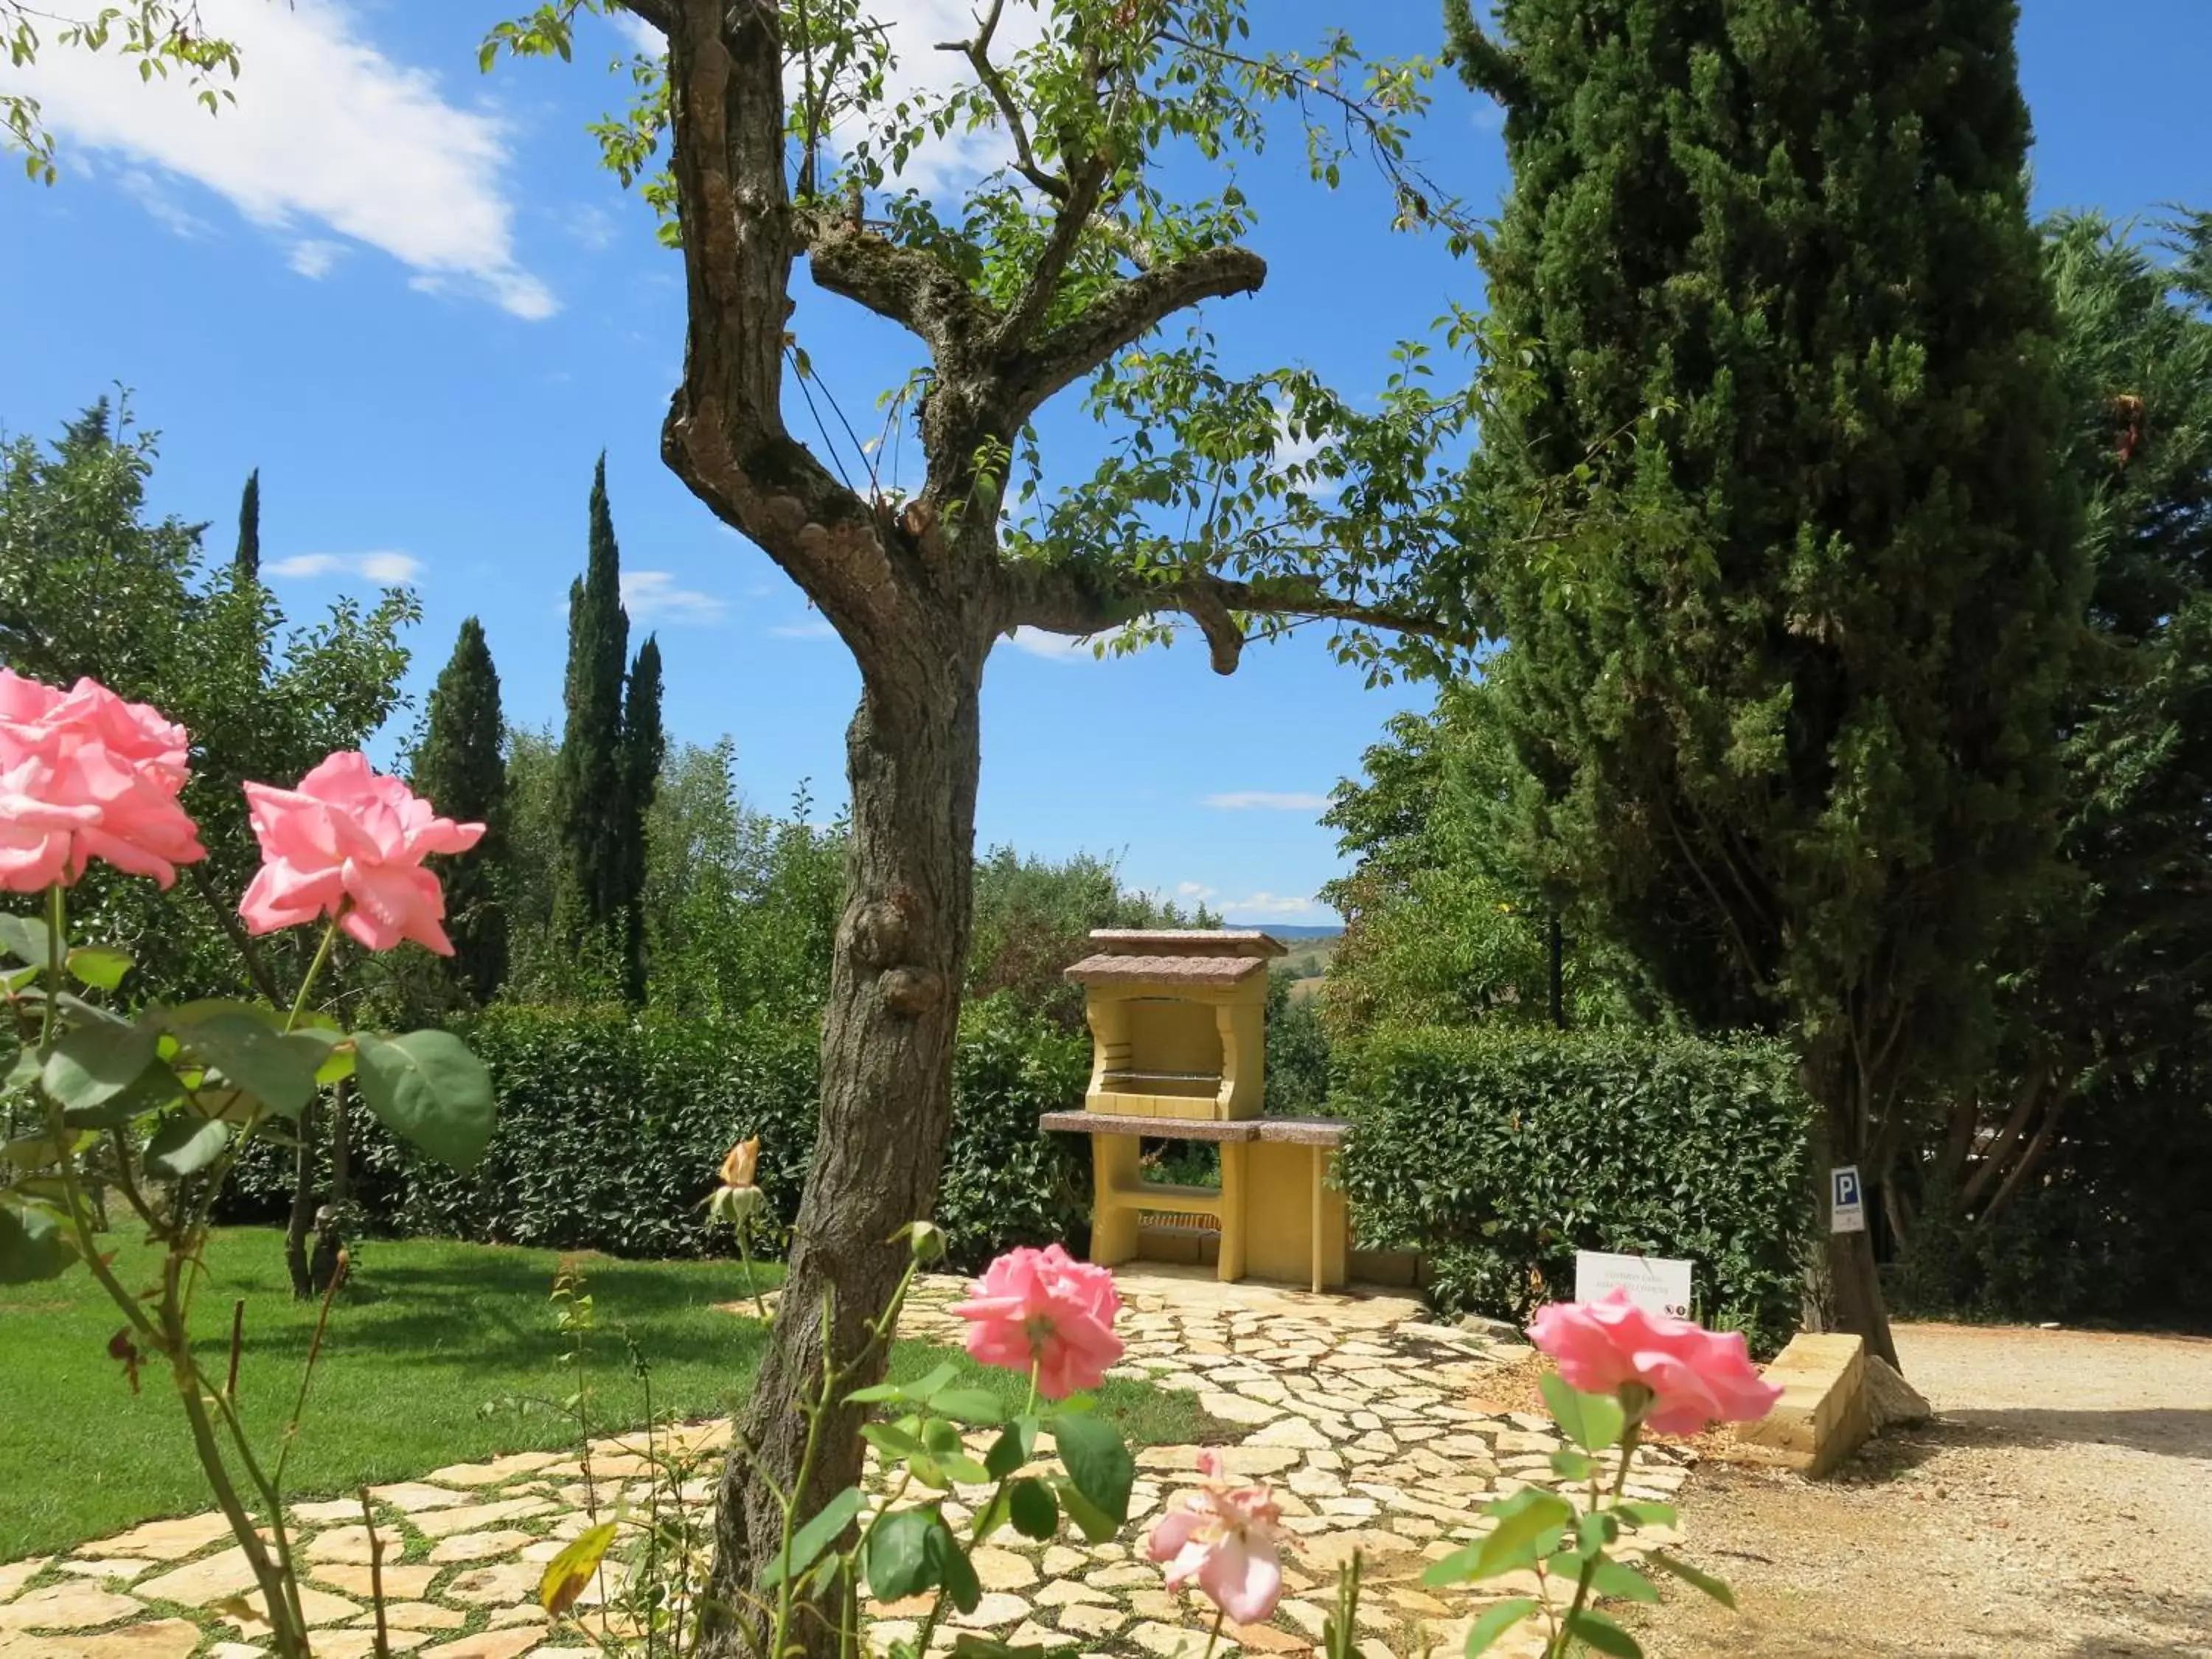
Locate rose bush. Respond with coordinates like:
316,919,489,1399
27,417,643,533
0,672,498,1659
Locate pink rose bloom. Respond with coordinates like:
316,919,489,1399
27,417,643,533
1148,1450,1285,1624
238,751,484,954
0,671,205,891
1527,1290,1784,1437
948,1243,1124,1400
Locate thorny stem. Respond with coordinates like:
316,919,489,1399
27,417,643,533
1546,1428,1642,1659
737,1224,768,1322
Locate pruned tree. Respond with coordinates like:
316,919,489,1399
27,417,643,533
234,466,260,580
486,0,1478,1641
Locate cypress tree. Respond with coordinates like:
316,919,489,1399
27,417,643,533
554,453,631,945
1450,0,2083,1363
235,467,260,581
619,634,665,1004
414,617,509,1003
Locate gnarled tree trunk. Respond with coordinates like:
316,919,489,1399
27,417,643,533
700,619,990,1655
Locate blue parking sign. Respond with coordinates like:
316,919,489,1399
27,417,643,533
1831,1164,1867,1234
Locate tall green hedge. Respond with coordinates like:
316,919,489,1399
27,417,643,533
1337,1028,1815,1353
230,998,1091,1272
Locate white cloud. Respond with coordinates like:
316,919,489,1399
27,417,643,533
267,551,421,584
1005,625,1135,661
1220,891,1321,921
8,0,554,319
1204,790,1330,813
608,0,1046,196
622,570,728,625
770,617,839,640
288,239,345,279
1166,881,1321,922
116,167,215,237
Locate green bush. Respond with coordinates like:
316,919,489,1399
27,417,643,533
230,998,1092,1272
1336,1027,1815,1354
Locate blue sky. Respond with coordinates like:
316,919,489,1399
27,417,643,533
3,1,2206,925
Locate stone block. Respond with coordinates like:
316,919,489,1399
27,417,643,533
1731,1331,1869,1478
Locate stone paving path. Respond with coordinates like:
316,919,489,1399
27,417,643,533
0,1268,1690,1659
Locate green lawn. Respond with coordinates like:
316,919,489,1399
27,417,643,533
0,1227,1209,1561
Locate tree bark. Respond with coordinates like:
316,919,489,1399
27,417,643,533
1804,1065,1900,1371
700,630,988,1658
282,1094,320,1301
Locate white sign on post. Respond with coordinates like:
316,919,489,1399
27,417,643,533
1573,1250,1694,1320
1830,1165,1868,1234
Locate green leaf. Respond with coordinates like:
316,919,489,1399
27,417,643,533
1051,1411,1133,1528
1463,1598,1539,1656
926,1516,981,1614
902,1361,959,1403
61,1057,183,1130
1542,1375,1625,1454
1646,1552,1736,1608
42,1020,157,1112
1550,1448,1599,1481
864,1509,936,1602
932,1388,1005,1425
0,913,52,967
1461,1490,1575,1582
938,1454,992,1485
355,1030,495,1170
175,1012,321,1118
949,1638,1047,1659
862,1422,925,1461
66,946,131,992
539,1520,618,1615
1614,1502,1677,1530
1565,1610,1643,1658
1052,1478,1117,1544
761,1486,863,1587
1576,1511,1616,1559
846,1381,911,1405
0,1197,74,1283
1007,1478,1057,1541
1585,1558,1660,1604
984,1419,1036,1481
285,1026,354,1087
144,1114,231,1178
1422,1543,1484,1588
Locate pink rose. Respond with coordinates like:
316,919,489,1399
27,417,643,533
238,751,484,955
1527,1290,1783,1437
0,671,205,891
948,1243,1124,1401
1147,1450,1285,1624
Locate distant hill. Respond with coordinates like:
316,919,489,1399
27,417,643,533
1249,923,1343,939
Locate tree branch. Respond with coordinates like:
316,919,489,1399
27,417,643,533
937,0,1068,202
992,151,1110,356
660,0,905,660
999,560,1464,675
611,0,675,35
1007,246,1267,420
804,219,998,362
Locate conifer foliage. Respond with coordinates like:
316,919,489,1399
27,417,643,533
414,616,510,1004
552,453,664,1001
1450,0,2084,1362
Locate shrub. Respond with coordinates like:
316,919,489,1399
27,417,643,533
229,998,1092,1272
1336,1026,1815,1354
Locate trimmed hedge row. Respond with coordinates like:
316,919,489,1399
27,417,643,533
1336,1027,1815,1354
228,998,1091,1273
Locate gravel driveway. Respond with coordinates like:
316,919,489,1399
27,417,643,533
1621,1321,2212,1658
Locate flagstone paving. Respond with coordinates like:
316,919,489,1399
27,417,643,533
0,1268,1691,1659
